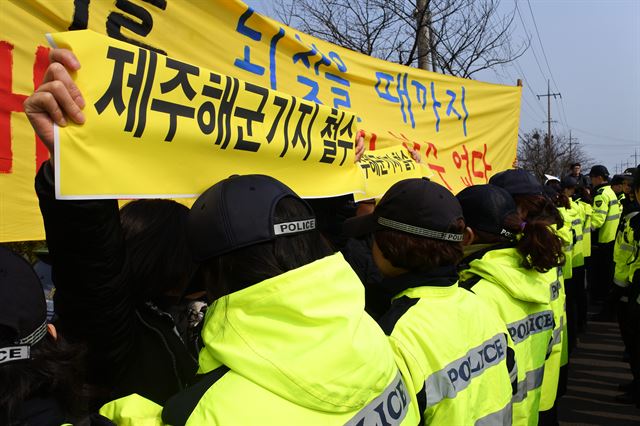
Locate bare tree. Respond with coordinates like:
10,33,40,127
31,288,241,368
517,129,593,182
272,0,528,78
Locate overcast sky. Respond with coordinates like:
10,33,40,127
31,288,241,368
245,0,640,175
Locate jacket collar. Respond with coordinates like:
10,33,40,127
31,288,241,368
379,265,459,297
458,242,513,272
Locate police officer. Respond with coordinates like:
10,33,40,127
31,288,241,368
615,168,640,406
345,179,516,426
567,162,591,188
589,165,622,317
457,181,561,426
574,185,593,331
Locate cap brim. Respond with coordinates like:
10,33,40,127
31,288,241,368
342,213,378,238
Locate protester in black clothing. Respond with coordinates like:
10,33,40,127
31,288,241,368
26,49,202,406
620,169,638,216
340,199,388,319
567,162,590,188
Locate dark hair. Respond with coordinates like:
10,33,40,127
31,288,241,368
505,214,564,272
510,195,565,272
514,194,563,227
120,200,197,307
200,197,334,301
570,163,581,169
374,218,465,272
549,190,571,210
0,327,88,424
633,168,640,192
574,185,593,204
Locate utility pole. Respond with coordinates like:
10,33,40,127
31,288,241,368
537,80,561,147
633,148,638,167
568,130,578,162
416,0,433,71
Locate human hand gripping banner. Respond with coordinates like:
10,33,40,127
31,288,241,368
48,30,366,199
1,0,521,241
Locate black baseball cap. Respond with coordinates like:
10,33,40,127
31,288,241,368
543,185,559,200
560,175,578,189
456,184,518,240
588,165,609,178
0,247,48,365
187,175,316,262
611,175,625,185
343,178,464,242
489,169,543,196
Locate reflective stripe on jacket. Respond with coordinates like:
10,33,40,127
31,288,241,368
570,200,585,267
539,267,566,410
613,211,640,287
460,248,554,426
577,200,593,257
557,207,574,279
382,283,515,426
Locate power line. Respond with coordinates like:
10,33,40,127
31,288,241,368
514,1,548,86
572,127,640,144
526,0,561,94
511,60,547,117
521,0,575,136
553,97,570,132
537,80,561,145
556,96,572,130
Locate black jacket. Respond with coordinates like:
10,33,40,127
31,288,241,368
35,162,197,405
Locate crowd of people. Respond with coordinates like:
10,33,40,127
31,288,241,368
2,48,639,426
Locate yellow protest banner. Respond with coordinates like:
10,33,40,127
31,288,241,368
355,147,426,202
48,30,363,199
1,0,520,241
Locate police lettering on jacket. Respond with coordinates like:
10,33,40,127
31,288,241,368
507,311,554,344
345,373,410,426
447,336,505,388
423,333,509,408
550,281,561,302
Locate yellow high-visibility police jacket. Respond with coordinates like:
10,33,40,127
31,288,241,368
569,199,585,268
577,200,593,258
626,216,640,305
592,184,621,243
539,266,566,411
99,394,164,426
96,254,420,426
557,207,575,279
158,253,420,426
613,211,640,288
176,253,419,426
378,265,515,426
459,248,554,426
